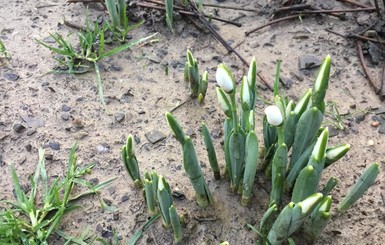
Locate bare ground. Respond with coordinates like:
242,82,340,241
1,0,385,244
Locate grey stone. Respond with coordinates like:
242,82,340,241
354,112,366,123
145,130,166,144
61,112,70,121
13,123,26,133
368,41,383,65
328,126,340,137
26,129,36,136
121,194,129,202
25,144,32,152
4,73,19,81
379,125,385,134
20,115,45,128
62,104,71,112
114,112,125,123
299,54,322,70
97,143,110,153
49,141,60,150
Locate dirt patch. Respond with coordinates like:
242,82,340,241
1,0,385,244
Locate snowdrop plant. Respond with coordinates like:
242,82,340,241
216,59,259,205
250,55,380,244
184,49,208,103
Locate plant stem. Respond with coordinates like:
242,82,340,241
230,92,239,134
277,126,284,146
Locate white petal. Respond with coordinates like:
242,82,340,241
264,105,283,126
216,65,234,93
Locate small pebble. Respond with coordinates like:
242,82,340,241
121,195,129,202
371,121,380,127
13,123,26,133
4,73,19,81
61,112,70,121
114,112,125,123
367,139,374,146
26,129,36,136
49,141,60,150
62,104,71,112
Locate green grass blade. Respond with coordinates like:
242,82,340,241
99,33,157,59
165,0,174,32
94,62,109,113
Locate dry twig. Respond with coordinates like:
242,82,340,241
356,40,381,94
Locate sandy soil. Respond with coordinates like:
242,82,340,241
1,0,385,244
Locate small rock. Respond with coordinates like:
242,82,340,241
42,36,56,43
108,186,116,195
49,141,60,150
375,105,385,115
25,144,32,152
18,156,27,165
368,41,383,65
354,112,366,123
378,125,385,134
61,112,70,121
328,126,339,137
134,135,140,144
97,143,110,153
371,121,380,127
103,198,112,206
367,139,374,146
101,229,113,238
45,153,54,160
138,110,145,115
145,130,166,144
4,73,19,81
13,123,26,133
62,104,71,112
172,188,186,200
280,76,293,89
72,118,84,129
121,194,129,202
26,129,36,136
20,115,45,128
114,112,125,123
299,54,322,70
90,178,99,185
113,212,119,221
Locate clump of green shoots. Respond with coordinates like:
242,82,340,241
215,58,259,205
242,55,381,244
121,136,183,243
184,49,208,103
166,112,214,207
122,134,143,188
105,0,144,42
37,4,155,112
0,39,10,59
0,143,115,244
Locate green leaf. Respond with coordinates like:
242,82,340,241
338,163,380,212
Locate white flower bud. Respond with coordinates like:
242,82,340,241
264,105,283,126
216,64,234,93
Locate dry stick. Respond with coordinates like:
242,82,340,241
245,15,299,36
356,40,381,94
202,3,258,12
190,3,273,90
143,0,244,26
336,0,371,8
352,34,385,44
137,2,242,27
373,0,381,16
381,62,385,100
292,7,376,14
274,4,310,13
